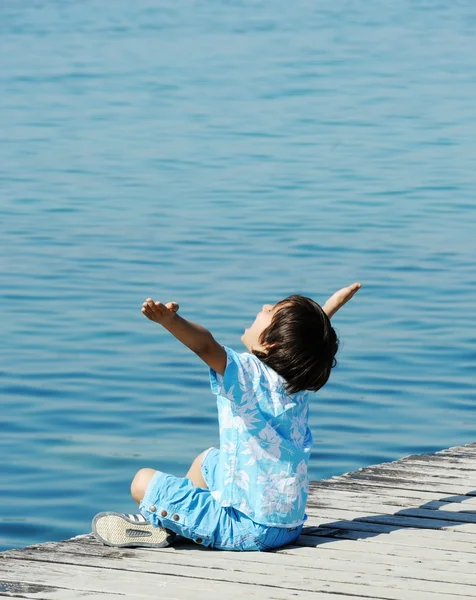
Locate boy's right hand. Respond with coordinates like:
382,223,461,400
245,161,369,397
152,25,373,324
142,298,179,324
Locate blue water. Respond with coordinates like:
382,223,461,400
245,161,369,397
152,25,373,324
1,0,475,552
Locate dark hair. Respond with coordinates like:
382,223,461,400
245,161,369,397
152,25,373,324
253,295,339,394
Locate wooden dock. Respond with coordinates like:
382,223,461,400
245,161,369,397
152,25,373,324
2,442,476,600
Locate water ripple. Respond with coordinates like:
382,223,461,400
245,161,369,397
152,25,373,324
1,0,475,552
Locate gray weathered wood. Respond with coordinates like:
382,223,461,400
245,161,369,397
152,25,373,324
1,441,475,599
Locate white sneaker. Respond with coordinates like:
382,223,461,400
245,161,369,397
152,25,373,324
92,512,175,548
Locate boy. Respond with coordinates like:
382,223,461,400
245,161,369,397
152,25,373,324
93,283,361,551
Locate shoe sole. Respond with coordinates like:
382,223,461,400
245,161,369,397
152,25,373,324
92,512,173,548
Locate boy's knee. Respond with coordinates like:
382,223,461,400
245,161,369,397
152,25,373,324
131,468,156,503
185,449,210,489
193,450,208,466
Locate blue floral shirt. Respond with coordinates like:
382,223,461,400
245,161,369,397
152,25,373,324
209,346,312,527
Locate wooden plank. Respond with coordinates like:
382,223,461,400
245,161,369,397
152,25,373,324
310,480,475,503
301,525,476,553
303,514,476,544
0,592,354,600
343,470,476,489
60,533,476,570
374,451,476,466
308,486,476,507
304,506,476,533
367,453,476,469
308,484,476,507
313,483,476,506
326,473,475,495
22,534,476,568
306,497,476,523
0,582,124,599
7,537,476,581
398,457,476,469
0,559,355,600
1,554,475,600
351,465,476,485
302,531,476,557
75,520,476,554
288,537,476,564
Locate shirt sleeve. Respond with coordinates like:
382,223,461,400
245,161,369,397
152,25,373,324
209,346,261,402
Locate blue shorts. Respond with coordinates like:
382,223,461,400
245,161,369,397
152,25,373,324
139,447,303,551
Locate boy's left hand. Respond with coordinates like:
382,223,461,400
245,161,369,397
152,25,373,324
142,299,179,324
322,283,361,319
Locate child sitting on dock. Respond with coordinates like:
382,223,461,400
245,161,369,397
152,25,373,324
92,283,361,551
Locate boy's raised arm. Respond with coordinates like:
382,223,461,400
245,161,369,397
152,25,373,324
322,282,361,319
142,299,227,375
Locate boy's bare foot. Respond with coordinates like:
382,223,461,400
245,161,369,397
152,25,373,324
323,283,362,319
142,299,179,324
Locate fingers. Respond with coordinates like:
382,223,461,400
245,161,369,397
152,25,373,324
165,301,179,313
343,282,362,300
141,298,179,321
334,282,362,301
141,298,159,320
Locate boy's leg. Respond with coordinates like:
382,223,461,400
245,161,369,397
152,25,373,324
93,468,174,548
93,454,211,549
130,450,209,505
185,450,209,489
131,468,157,503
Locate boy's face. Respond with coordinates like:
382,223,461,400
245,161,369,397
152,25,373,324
241,303,280,353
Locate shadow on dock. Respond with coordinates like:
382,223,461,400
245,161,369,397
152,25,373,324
302,491,476,545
